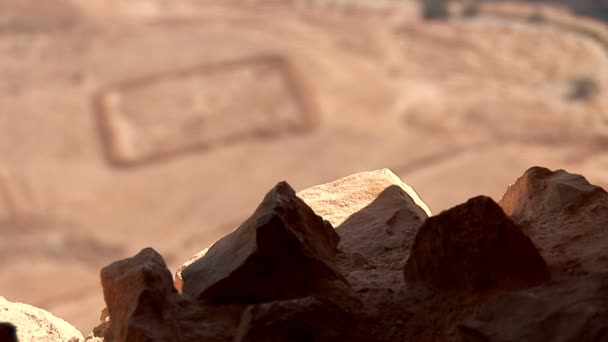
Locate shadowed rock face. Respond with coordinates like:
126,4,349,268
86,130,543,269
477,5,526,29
180,181,345,305
458,273,608,342
234,295,357,342
404,196,550,293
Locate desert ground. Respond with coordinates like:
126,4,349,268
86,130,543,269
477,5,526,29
1,0,607,332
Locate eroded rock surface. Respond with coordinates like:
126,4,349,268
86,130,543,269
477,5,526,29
458,273,608,342
0,296,83,342
500,166,606,222
499,166,608,278
180,181,345,304
299,169,430,263
404,196,550,293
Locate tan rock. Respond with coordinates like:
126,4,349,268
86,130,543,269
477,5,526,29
404,196,550,293
298,168,431,227
499,166,606,223
299,168,431,262
0,296,83,342
499,167,608,278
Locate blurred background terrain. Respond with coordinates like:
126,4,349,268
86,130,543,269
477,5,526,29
1,0,607,332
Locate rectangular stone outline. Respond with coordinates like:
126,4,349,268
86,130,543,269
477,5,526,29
92,55,318,167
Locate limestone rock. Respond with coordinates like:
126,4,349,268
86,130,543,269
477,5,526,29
0,296,83,342
298,168,430,260
499,166,607,223
180,181,345,304
458,273,608,342
404,196,550,293
100,247,178,342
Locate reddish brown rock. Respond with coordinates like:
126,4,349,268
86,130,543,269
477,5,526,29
100,248,244,342
458,273,608,342
100,247,178,342
404,196,550,293
180,181,346,304
499,166,606,223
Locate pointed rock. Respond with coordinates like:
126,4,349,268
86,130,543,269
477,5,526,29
298,169,430,259
100,247,178,342
0,296,83,342
404,196,550,293
458,273,608,342
180,181,346,304
499,166,607,222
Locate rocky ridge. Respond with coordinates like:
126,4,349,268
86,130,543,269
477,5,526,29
2,166,608,341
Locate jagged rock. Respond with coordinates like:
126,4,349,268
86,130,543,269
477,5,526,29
0,323,17,342
0,296,83,342
458,273,608,342
180,181,346,304
499,166,607,223
404,196,550,293
499,167,608,278
234,295,356,342
100,247,178,342
100,248,244,342
298,168,430,260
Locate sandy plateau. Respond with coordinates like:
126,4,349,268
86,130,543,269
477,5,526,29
1,0,608,333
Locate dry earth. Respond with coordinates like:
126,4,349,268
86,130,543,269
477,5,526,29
1,0,608,333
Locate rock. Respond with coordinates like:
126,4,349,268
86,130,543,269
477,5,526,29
0,323,17,342
180,181,345,304
84,309,110,342
234,295,356,342
499,167,608,278
298,169,430,260
458,273,608,342
174,247,208,293
100,248,244,342
499,166,607,223
100,247,178,342
0,296,83,342
404,196,550,293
